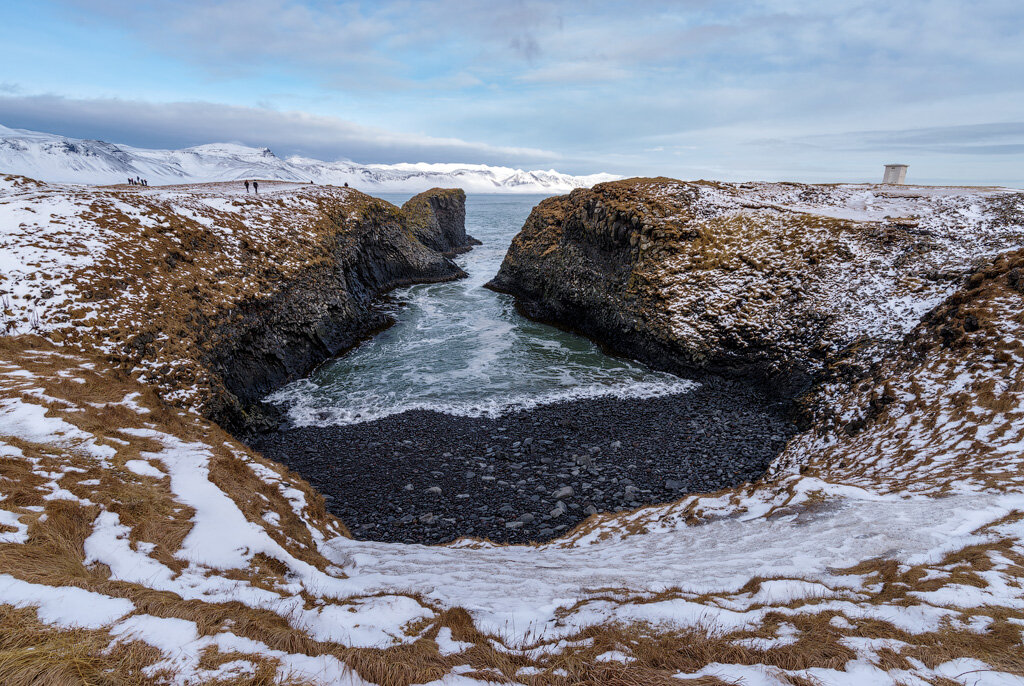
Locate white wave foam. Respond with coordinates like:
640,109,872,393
270,377,698,427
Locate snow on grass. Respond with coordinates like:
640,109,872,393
123,458,166,479
80,427,432,647
0,508,28,543
3,181,1024,683
0,395,115,461
110,614,369,685
435,627,475,656
0,573,134,628
0,176,365,413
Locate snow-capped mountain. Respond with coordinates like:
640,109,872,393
0,124,618,193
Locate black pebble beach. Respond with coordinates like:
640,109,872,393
251,377,797,545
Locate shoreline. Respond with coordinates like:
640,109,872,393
250,377,797,545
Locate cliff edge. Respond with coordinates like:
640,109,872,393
488,177,1024,405
0,176,475,431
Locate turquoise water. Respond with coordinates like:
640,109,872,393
266,193,694,426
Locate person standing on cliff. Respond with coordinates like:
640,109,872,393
244,180,250,193
253,180,259,194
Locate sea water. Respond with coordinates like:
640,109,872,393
266,193,695,426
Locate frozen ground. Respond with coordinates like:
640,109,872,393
1,179,1024,684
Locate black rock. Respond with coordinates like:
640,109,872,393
250,384,797,545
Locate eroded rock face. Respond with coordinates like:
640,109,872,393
488,177,1024,404
0,177,474,433
207,188,476,431
401,188,481,256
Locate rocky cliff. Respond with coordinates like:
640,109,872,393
400,188,481,256
0,176,474,431
205,190,477,431
488,177,1024,405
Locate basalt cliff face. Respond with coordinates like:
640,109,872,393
206,190,476,431
0,176,474,431
401,187,481,256
488,177,1024,407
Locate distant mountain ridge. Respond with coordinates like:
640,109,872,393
0,124,618,193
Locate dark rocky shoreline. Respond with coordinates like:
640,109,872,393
205,188,477,433
250,379,797,545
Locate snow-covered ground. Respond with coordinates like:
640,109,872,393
0,176,397,413
4,287,1024,684
609,179,1024,399
3,178,1024,684
0,124,617,193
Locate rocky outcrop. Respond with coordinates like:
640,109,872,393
488,177,1024,404
205,189,476,432
401,188,481,256
0,177,474,433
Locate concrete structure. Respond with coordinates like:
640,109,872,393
883,164,908,184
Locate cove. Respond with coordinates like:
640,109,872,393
251,193,797,544
265,194,692,425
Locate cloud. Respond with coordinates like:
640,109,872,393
0,94,561,165
58,0,395,78
767,122,1024,156
53,0,564,87
9,1,1024,184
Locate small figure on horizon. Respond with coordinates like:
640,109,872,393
128,177,134,185
343,182,348,187
244,180,250,193
253,180,259,194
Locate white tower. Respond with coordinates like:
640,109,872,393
882,164,908,184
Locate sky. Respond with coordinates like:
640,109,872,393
1,0,1023,185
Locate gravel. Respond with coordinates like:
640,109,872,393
250,378,797,545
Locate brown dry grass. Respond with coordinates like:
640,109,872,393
0,604,321,686
5,181,1024,682
0,178,461,423
0,604,159,686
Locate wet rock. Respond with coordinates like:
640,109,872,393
212,188,473,434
